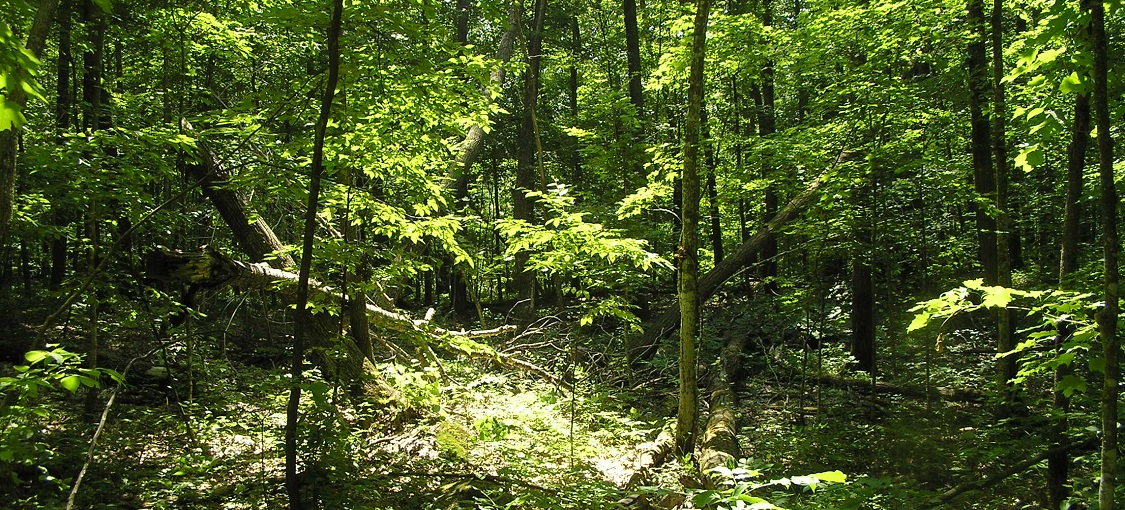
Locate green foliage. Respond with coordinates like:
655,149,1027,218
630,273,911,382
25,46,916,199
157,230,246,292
0,347,120,490
498,182,670,327
909,280,1101,389
691,459,849,510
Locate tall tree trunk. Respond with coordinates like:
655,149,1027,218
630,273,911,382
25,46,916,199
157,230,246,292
569,15,581,185
0,0,60,244
1051,89,1090,510
512,0,547,322
1091,0,1119,506
992,0,1015,404
677,0,710,458
50,0,73,291
967,0,997,285
624,0,645,186
285,0,343,507
758,0,777,289
702,105,723,264
851,175,875,374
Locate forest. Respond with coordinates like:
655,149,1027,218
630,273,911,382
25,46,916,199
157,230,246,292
0,0,1123,507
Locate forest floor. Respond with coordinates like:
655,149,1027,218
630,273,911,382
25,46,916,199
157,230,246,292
0,293,1091,509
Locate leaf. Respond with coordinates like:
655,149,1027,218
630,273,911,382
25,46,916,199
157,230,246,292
59,375,81,393
907,312,931,332
1060,71,1086,94
810,470,847,483
1059,374,1087,397
981,286,1015,309
0,98,26,131
24,350,50,364
1015,146,1044,173
91,0,113,12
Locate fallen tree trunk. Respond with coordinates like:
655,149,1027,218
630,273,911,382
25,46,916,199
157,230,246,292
698,335,747,483
618,419,677,510
811,374,983,403
632,161,843,362
144,248,572,388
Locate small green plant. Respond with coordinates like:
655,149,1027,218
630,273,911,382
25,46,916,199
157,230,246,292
691,459,848,510
0,346,121,488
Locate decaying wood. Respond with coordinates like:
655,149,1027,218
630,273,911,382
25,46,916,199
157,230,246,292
698,335,747,483
624,419,676,490
143,248,574,387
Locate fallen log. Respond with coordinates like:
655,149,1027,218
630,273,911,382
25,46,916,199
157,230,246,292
143,247,573,389
698,335,747,487
810,374,983,403
632,157,845,363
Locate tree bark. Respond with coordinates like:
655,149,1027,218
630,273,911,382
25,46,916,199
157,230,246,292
758,0,777,289
702,105,723,264
511,0,547,322
1091,0,1119,505
1051,72,1090,510
676,0,709,458
967,0,997,285
991,0,1015,403
287,0,343,506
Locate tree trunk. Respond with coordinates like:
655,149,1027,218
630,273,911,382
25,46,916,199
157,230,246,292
967,0,997,285
1091,0,1118,505
758,0,777,290
286,0,343,505
851,174,875,373
992,0,1015,404
1050,77,1090,510
702,105,723,264
50,0,73,291
512,0,547,322
636,163,841,361
676,0,709,458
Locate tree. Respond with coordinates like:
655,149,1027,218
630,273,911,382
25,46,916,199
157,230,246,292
0,0,59,245
677,0,710,458
1090,0,1118,504
285,0,343,506
512,0,548,322
966,0,996,286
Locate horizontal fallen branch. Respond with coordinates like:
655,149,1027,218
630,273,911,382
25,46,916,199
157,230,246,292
146,247,571,387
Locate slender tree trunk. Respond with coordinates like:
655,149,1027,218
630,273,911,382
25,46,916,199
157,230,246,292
624,0,645,186
758,0,777,289
677,0,710,458
992,0,1015,404
569,15,581,185
50,0,73,291
1051,90,1089,510
702,105,723,264
0,0,61,244
512,0,547,322
1091,0,1118,505
967,0,997,285
286,0,343,506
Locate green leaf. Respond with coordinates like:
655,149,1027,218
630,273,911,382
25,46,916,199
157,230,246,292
1059,374,1087,397
1060,71,1086,94
59,375,81,393
24,350,50,364
91,0,112,12
0,98,26,131
1015,146,1044,173
810,470,847,483
907,312,932,332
